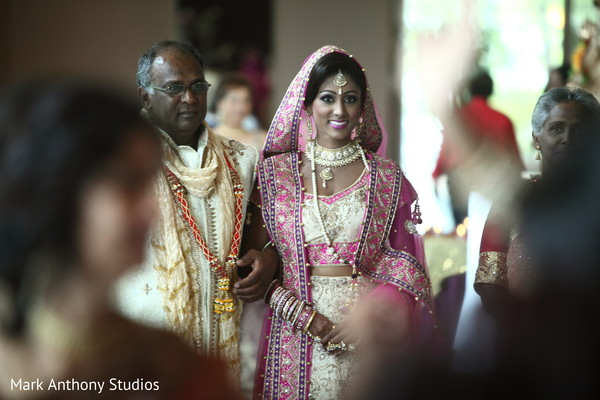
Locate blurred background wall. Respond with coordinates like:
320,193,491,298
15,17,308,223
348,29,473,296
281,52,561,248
0,0,400,156
0,0,177,92
0,0,597,231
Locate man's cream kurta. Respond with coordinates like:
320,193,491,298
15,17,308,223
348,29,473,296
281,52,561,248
113,126,257,381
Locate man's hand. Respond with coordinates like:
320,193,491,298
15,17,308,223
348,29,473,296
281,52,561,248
234,247,279,302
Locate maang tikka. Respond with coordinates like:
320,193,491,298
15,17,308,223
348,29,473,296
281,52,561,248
333,69,347,95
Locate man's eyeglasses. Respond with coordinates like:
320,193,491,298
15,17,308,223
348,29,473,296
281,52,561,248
150,81,211,97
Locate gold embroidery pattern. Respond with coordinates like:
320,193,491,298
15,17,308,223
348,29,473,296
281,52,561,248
475,251,508,287
303,186,368,244
224,139,246,166
309,275,375,399
203,197,219,255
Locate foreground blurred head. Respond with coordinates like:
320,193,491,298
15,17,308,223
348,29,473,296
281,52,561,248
0,81,161,334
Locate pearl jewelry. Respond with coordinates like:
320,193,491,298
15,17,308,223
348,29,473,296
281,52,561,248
308,139,370,264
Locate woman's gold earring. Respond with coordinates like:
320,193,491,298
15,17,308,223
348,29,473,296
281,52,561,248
535,145,542,161
306,112,315,140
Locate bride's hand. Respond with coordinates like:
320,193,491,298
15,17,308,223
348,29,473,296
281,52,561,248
320,321,360,356
307,312,335,342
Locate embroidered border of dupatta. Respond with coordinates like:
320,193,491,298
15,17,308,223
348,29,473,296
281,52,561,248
254,152,432,399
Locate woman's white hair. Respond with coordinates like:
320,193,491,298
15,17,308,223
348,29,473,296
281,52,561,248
531,87,600,136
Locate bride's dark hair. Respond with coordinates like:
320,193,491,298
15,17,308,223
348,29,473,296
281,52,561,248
0,80,155,335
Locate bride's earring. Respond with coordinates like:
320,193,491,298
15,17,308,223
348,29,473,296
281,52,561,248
306,111,315,141
357,115,365,138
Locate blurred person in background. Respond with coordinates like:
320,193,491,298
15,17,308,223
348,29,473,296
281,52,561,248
570,1,600,100
239,46,271,128
210,72,268,400
0,81,237,399
211,74,266,149
544,63,571,92
433,70,523,226
113,40,278,388
474,87,600,361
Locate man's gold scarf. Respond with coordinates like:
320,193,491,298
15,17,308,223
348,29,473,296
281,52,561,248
148,121,240,375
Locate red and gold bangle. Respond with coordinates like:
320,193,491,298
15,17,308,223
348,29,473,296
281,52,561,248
295,307,312,331
285,298,303,321
283,298,296,320
290,301,306,327
275,291,293,318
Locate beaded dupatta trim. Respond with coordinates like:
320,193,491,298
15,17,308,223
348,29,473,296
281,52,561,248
354,156,432,304
254,153,432,399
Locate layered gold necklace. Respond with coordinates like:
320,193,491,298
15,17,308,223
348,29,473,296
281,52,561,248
305,139,362,187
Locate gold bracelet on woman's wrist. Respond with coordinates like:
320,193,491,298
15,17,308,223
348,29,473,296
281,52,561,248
302,309,317,334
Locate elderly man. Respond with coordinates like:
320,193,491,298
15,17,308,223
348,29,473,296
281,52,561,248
114,40,277,382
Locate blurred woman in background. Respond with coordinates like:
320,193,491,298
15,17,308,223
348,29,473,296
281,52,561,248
212,74,266,149
0,81,237,399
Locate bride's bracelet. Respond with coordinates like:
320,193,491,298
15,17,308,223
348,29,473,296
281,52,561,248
302,310,318,334
268,285,318,336
263,279,280,303
293,304,312,331
290,300,306,327
269,286,288,317
275,291,294,318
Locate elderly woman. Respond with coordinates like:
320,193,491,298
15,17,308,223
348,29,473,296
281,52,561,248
0,81,237,399
253,46,438,400
475,87,600,355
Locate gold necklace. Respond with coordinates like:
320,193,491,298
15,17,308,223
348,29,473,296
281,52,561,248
305,139,361,187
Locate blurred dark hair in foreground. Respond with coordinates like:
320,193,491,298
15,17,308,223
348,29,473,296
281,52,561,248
0,80,241,400
0,80,152,334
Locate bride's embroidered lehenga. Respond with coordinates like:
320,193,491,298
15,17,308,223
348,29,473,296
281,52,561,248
253,45,437,399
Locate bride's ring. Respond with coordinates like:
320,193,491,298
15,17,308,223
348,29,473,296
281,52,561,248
326,342,340,352
326,341,350,352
